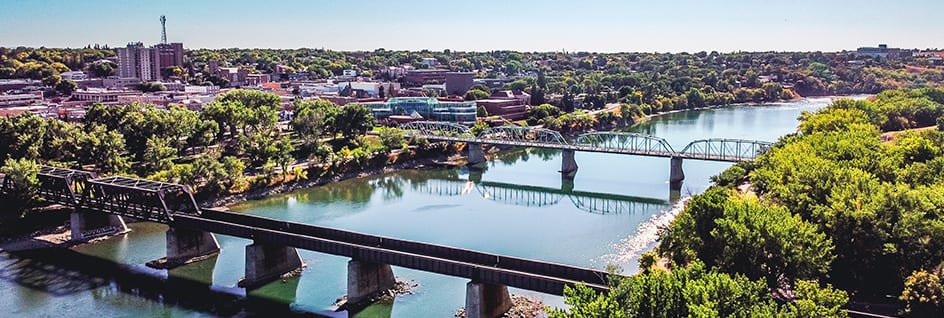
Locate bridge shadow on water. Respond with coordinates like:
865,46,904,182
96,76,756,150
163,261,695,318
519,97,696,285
0,245,360,317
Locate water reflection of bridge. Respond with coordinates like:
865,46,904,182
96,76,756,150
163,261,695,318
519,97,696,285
413,176,669,215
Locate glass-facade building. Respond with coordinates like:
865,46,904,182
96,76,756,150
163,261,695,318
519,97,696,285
362,97,477,124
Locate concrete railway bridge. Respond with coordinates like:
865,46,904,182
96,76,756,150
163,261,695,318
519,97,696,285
1,165,614,318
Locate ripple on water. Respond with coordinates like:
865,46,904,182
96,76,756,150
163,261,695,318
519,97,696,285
594,197,692,273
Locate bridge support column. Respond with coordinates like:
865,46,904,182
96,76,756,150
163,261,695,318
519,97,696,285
560,149,578,179
347,260,396,305
465,281,512,318
239,242,303,288
166,227,220,266
467,142,487,169
669,157,684,191
70,210,128,241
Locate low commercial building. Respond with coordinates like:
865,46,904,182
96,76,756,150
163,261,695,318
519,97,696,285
856,44,912,59
0,91,44,107
404,69,450,85
444,72,474,96
362,97,477,124
475,99,528,121
72,88,141,103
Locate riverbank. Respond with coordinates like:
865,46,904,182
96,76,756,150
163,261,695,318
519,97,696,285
203,151,465,209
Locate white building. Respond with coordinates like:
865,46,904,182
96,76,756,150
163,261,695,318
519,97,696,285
184,85,220,95
342,69,357,77
60,71,88,81
421,57,439,67
0,92,44,107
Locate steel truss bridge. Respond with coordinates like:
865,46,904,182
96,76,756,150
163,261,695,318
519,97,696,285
412,177,669,215
0,165,612,297
401,121,773,162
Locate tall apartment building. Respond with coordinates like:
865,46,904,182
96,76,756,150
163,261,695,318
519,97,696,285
116,42,185,81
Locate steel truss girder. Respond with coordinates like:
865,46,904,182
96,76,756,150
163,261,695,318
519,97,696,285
477,126,566,144
84,176,200,223
574,132,676,156
400,121,474,138
679,138,773,161
18,166,97,206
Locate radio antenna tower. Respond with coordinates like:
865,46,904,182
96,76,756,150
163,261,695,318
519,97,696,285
160,15,167,44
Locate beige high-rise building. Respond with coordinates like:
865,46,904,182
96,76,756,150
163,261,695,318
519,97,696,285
116,42,184,81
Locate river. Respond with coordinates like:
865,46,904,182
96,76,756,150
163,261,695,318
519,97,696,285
0,97,843,317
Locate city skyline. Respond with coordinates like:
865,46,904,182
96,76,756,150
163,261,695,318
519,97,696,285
1,0,943,52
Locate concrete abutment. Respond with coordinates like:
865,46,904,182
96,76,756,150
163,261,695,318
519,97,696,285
70,210,128,241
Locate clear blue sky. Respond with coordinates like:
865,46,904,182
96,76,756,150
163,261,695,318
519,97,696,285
1,0,942,52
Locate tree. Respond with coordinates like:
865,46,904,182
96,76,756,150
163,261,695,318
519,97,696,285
78,124,130,174
138,82,166,92
527,103,562,125
379,127,405,151
219,89,282,109
88,61,115,78
463,89,490,101
142,137,177,176
659,188,834,288
900,266,944,317
275,136,295,180
334,103,375,138
42,74,62,87
530,84,546,105
292,99,338,146
562,91,575,113
55,79,77,96
161,66,183,79
0,158,41,223
784,280,850,318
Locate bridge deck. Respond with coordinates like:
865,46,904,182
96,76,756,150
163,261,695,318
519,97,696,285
420,135,753,162
175,212,610,295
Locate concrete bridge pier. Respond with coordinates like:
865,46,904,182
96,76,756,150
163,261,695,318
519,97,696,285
669,157,685,191
70,210,128,241
560,149,578,179
347,260,396,305
239,242,303,288
166,227,221,266
465,281,512,318
467,142,487,169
